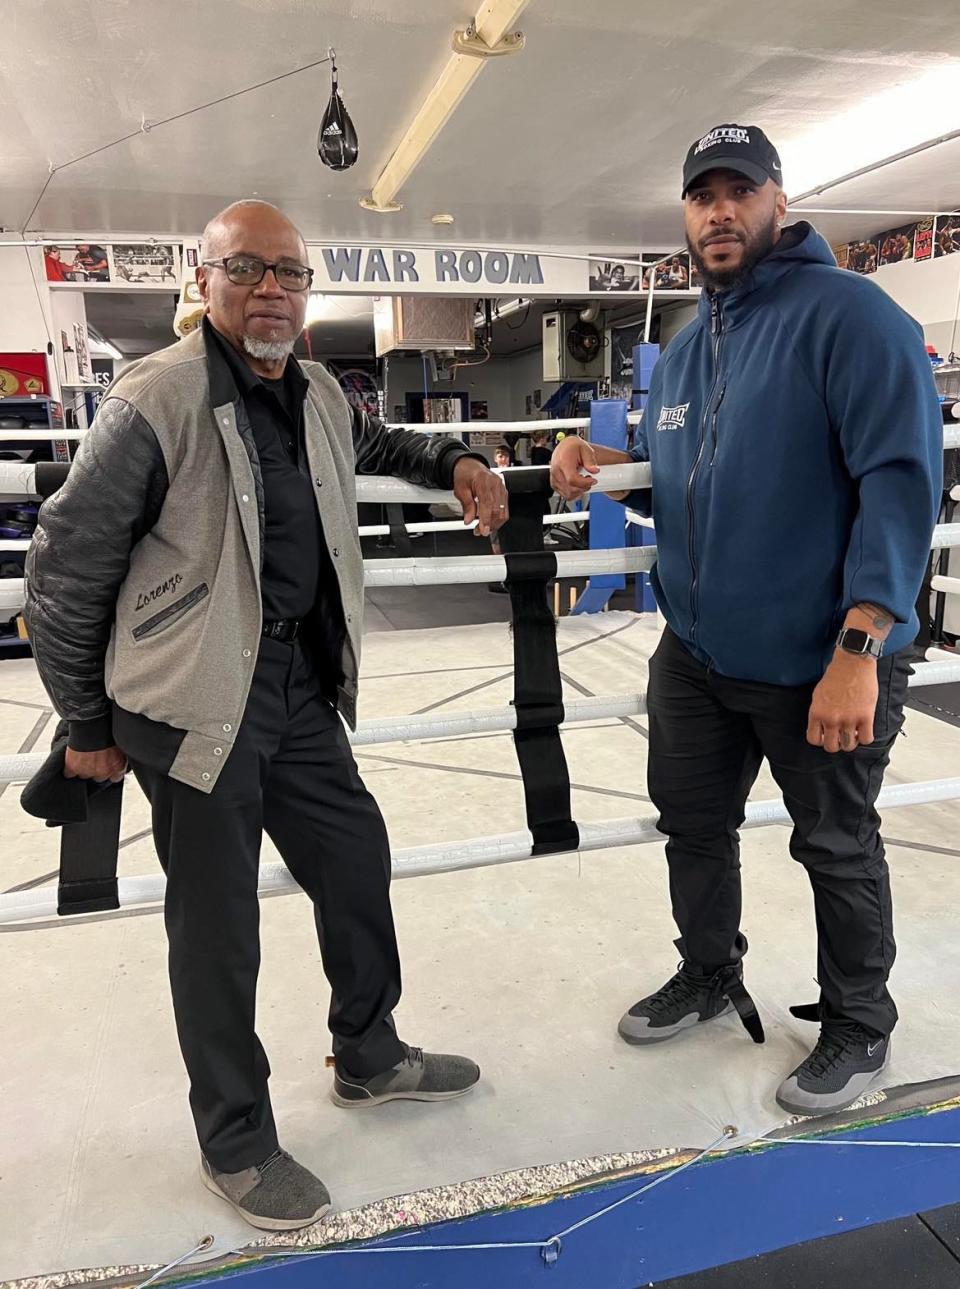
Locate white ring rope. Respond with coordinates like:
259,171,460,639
0,512,594,552
0,415,645,444
0,429,86,441
2,776,959,927
362,547,655,588
0,547,657,616
2,661,959,788
8,526,960,608
0,460,649,505
353,463,647,507
355,512,590,539
0,417,954,445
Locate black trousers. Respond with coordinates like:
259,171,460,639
646,627,912,1037
132,636,405,1172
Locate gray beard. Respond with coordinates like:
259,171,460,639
243,335,295,362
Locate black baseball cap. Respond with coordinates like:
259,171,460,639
682,124,783,196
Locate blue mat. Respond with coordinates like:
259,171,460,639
186,1105,960,1289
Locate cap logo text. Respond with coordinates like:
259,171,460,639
695,127,749,154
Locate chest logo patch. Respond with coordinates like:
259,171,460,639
656,403,690,431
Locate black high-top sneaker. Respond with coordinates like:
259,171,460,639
776,1019,890,1117
619,957,763,1045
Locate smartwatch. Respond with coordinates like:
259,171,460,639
836,627,883,659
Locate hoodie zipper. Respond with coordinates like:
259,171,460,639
686,295,724,642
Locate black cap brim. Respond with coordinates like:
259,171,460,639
682,156,771,197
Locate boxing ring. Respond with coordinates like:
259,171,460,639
2,416,960,1287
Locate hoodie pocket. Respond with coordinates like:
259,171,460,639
708,382,727,466
132,583,209,641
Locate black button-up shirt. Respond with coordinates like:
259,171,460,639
207,324,345,687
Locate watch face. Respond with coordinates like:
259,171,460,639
843,628,870,652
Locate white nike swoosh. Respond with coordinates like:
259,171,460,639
867,1041,883,1056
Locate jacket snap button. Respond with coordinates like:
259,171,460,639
315,477,322,487
222,723,232,733
202,772,211,782
241,494,249,503
333,547,340,557
214,747,223,756
222,417,230,426
242,649,252,658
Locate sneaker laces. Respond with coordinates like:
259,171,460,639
643,967,710,1016
257,1148,288,1178
802,1024,870,1078
402,1044,424,1067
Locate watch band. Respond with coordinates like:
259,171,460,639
836,627,883,659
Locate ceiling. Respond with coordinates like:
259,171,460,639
84,290,179,356
2,0,959,253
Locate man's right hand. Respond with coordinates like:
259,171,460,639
64,746,127,783
550,436,600,502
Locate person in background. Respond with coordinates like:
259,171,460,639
528,430,560,544
529,431,552,467
667,256,689,288
74,243,110,281
43,245,79,282
488,445,515,591
550,123,942,1118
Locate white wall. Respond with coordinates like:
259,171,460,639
0,246,60,399
384,347,560,424
506,346,559,419
50,290,90,389
873,253,960,357
384,353,514,422
659,303,699,348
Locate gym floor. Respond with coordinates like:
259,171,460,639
3,602,960,1283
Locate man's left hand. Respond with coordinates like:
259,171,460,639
452,459,509,537
807,651,879,753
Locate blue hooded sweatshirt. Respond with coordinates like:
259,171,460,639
625,222,943,686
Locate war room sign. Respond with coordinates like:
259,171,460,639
306,244,588,296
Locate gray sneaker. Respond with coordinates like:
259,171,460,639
201,1149,331,1231
331,1044,480,1108
776,1022,891,1117
619,962,738,1044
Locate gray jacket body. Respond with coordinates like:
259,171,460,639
25,324,477,792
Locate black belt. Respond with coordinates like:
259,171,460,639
262,618,301,642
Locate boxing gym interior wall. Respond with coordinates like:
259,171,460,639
873,251,960,358
2,2,960,1287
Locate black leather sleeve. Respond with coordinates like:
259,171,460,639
351,406,485,488
24,398,169,746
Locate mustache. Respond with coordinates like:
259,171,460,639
700,230,745,249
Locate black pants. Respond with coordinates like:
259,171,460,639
132,636,405,1172
646,627,912,1037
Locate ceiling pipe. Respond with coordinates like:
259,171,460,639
788,126,960,206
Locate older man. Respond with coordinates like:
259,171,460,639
25,200,507,1230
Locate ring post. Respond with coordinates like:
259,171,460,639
572,399,628,615
632,342,659,612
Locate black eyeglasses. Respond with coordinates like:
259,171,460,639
202,254,314,292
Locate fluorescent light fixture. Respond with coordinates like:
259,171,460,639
780,62,960,196
87,335,124,361
363,0,529,213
